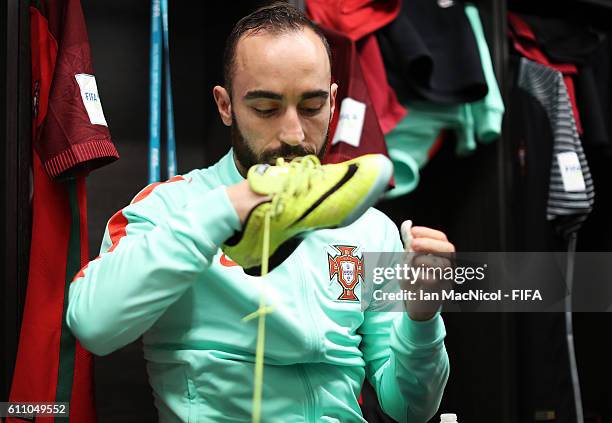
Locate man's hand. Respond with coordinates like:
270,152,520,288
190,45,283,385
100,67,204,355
400,220,455,321
226,181,270,225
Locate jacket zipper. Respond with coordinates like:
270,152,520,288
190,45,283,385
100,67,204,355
298,250,323,361
296,249,319,420
298,364,315,421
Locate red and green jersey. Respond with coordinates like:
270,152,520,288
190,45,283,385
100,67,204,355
8,0,118,421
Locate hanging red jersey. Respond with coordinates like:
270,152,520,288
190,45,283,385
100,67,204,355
306,0,407,135
8,0,118,421
318,26,391,166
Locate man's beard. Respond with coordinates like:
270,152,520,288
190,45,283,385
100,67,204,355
231,111,329,173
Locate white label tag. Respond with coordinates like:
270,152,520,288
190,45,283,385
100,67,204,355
75,73,108,126
331,98,366,148
438,0,455,8
557,151,586,192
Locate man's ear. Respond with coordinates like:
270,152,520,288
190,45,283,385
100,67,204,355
213,85,232,126
329,82,338,117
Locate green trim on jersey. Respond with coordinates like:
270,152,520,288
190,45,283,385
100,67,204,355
56,178,80,409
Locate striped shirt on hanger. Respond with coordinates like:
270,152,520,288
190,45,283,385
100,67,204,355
517,58,595,238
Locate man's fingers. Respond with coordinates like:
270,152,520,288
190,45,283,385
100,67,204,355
411,226,448,242
412,253,453,269
411,237,455,253
400,220,413,252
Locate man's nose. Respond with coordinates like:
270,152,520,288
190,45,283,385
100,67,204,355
278,108,305,146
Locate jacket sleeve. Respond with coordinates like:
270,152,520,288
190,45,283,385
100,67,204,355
358,219,450,422
66,181,241,356
360,311,449,422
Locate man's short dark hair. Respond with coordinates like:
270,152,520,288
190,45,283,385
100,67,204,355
223,2,332,97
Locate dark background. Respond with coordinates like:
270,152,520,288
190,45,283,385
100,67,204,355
2,0,612,422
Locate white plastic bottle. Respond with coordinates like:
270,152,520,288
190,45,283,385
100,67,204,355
440,413,458,423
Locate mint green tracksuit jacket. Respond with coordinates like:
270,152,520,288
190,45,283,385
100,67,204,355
67,150,449,422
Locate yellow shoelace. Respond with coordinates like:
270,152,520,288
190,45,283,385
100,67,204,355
241,210,273,423
242,155,324,422
269,156,323,218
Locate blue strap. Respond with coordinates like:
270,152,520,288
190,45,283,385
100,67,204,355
149,0,176,183
148,0,161,183
161,0,176,178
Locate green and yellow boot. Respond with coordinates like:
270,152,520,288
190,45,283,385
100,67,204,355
222,154,392,273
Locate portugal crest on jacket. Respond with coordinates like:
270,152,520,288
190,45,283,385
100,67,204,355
328,245,364,302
